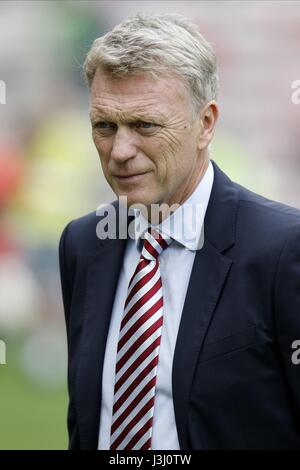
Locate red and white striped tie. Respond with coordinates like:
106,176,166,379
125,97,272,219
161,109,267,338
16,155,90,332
110,227,172,450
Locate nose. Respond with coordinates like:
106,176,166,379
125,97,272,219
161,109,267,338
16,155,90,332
110,126,137,163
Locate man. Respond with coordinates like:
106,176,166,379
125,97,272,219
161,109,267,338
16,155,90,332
59,14,300,450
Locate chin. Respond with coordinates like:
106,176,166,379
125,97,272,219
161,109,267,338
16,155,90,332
118,191,155,209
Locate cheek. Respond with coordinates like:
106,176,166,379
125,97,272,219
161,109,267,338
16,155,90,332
158,134,187,176
150,133,182,172
93,132,112,152
93,135,111,165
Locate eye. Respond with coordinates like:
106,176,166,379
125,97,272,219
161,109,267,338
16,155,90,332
92,121,116,132
138,122,153,128
135,121,160,133
95,121,108,128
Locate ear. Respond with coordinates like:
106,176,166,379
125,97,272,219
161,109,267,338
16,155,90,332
197,100,219,151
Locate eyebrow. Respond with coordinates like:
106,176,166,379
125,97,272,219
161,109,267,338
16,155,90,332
89,107,167,124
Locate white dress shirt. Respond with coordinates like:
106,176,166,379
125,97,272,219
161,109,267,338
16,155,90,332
98,160,214,449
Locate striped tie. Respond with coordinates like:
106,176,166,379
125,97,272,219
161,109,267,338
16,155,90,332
110,227,172,450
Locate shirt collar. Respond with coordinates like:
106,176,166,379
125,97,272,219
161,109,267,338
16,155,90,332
132,160,214,251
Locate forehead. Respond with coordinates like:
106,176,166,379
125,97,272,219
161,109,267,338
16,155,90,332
89,68,190,119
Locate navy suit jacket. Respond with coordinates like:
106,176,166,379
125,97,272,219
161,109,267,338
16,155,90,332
59,160,300,449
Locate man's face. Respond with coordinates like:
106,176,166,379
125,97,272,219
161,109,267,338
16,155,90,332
90,68,210,208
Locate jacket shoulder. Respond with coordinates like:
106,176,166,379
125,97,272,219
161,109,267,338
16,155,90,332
59,200,119,258
233,181,300,241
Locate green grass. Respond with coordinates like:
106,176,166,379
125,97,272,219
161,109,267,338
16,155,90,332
0,339,68,450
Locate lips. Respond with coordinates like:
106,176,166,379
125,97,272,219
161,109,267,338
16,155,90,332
113,171,152,185
115,171,149,178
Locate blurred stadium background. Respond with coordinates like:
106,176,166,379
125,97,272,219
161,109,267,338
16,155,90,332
0,0,299,449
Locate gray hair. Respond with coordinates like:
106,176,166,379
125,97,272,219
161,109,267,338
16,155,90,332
83,13,219,117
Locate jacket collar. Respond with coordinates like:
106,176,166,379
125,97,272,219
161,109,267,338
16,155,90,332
204,159,238,253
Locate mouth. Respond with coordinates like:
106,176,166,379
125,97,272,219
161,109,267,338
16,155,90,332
114,171,150,183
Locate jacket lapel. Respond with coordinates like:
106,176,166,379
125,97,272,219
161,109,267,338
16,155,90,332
172,160,239,449
76,235,127,449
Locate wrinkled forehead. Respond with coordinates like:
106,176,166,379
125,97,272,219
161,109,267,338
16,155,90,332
89,67,192,118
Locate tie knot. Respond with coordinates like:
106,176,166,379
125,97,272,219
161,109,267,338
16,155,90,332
141,227,172,261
